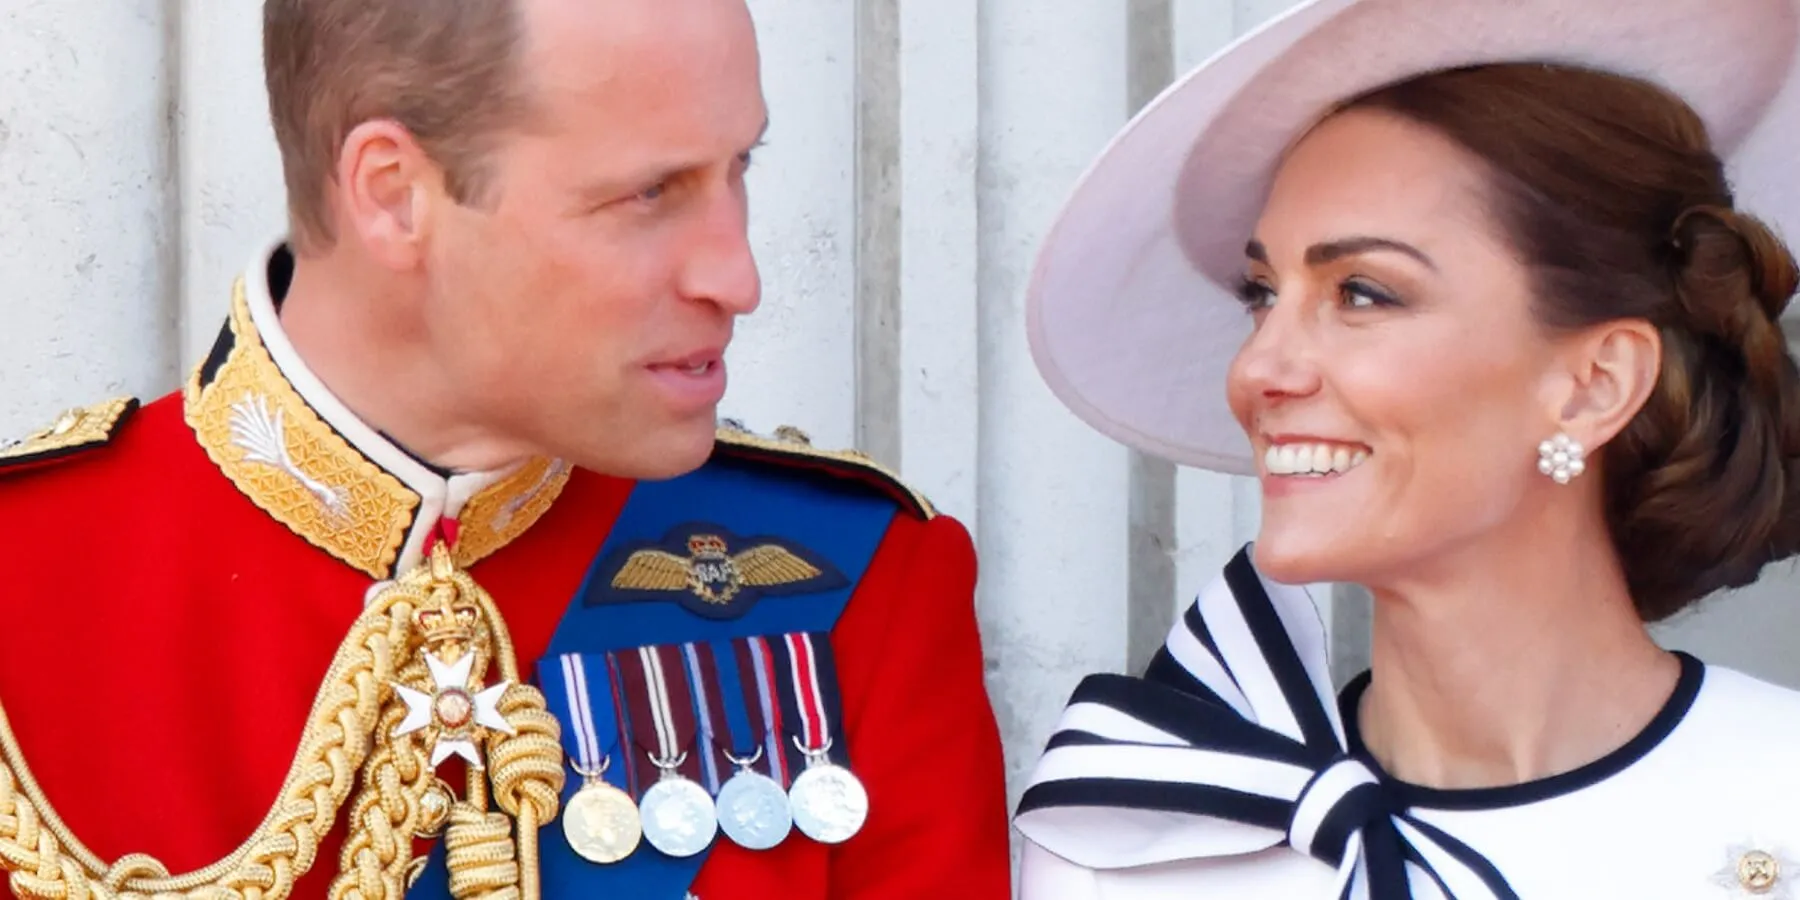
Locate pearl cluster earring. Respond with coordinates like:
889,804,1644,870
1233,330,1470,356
1537,433,1585,484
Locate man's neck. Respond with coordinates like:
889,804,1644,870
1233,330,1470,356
276,253,529,474
1354,511,1680,791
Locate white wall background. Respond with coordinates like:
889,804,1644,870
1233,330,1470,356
6,0,1800,870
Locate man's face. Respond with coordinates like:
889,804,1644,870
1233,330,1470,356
425,0,766,479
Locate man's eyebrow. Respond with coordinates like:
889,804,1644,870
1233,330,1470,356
576,118,771,204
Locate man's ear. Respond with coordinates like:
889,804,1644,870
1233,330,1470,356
330,119,442,270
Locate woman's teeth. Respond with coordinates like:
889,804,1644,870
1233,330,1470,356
1264,443,1369,476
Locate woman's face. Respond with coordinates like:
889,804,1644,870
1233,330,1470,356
1226,107,1567,588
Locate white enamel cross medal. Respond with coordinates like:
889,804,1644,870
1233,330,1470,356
393,650,516,768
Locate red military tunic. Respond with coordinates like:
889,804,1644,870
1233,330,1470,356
0,243,1011,898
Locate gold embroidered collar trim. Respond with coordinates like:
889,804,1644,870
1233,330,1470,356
184,245,571,579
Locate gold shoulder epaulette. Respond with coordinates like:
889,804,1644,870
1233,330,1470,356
0,396,139,475
714,421,937,520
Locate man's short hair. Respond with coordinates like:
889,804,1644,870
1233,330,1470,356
263,0,527,252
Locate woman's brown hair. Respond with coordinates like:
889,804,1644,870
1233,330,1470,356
1348,63,1800,621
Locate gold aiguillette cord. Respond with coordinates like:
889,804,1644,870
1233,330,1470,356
0,543,563,900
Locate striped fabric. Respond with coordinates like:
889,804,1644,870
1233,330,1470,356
1014,547,1519,900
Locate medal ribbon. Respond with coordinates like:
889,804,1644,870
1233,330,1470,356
680,642,725,793
604,652,645,797
706,639,768,771
742,636,793,787
558,653,611,776
774,632,853,770
708,638,780,789
615,644,705,786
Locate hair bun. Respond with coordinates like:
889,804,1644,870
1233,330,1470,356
1671,205,1798,320
1668,205,1797,401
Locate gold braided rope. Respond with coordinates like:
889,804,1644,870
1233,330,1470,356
0,544,563,900
331,654,436,900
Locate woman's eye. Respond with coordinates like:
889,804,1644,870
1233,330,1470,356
1341,279,1398,309
637,183,667,202
1235,277,1275,311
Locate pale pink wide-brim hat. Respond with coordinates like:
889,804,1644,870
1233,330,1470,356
1026,0,1800,475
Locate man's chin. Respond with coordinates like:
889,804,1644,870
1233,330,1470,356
564,425,718,481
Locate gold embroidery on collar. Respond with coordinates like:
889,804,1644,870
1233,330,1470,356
184,279,575,578
455,457,573,566
185,280,421,577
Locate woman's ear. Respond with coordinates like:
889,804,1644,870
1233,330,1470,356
1548,318,1662,448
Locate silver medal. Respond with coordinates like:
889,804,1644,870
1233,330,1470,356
639,753,718,858
716,747,793,851
788,739,868,845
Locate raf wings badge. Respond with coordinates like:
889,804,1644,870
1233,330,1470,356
589,523,848,619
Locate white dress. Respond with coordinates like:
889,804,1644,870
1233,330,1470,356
1014,547,1800,900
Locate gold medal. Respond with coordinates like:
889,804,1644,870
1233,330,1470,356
563,777,643,864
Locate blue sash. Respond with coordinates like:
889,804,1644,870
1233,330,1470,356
408,454,898,899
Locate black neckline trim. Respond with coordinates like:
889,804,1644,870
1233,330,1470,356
1336,650,1704,811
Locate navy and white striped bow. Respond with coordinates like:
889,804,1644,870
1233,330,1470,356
1014,546,1518,900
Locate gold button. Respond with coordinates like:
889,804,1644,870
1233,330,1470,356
415,779,454,839
1739,849,1781,893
